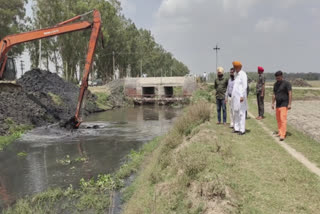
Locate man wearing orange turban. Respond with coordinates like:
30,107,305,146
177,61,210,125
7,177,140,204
231,61,248,135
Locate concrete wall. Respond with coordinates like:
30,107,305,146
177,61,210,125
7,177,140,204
124,77,197,97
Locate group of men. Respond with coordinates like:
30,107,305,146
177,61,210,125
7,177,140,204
214,61,292,141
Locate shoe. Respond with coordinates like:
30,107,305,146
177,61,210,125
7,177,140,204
217,122,221,125
229,126,234,129
232,130,239,133
238,132,246,135
223,123,227,125
280,138,285,141
256,116,262,120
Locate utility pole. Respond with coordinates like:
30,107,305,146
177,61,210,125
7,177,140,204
20,60,25,76
112,51,115,76
140,59,142,77
213,44,220,70
112,51,116,74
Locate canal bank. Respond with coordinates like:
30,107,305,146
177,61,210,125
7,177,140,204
122,86,320,214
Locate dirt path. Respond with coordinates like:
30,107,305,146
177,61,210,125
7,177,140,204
248,111,320,177
265,100,320,143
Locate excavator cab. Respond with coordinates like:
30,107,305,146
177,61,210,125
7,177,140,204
1,57,17,80
0,57,19,90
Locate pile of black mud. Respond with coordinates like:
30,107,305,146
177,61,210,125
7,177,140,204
0,69,102,135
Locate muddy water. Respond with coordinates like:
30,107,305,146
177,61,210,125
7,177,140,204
0,106,181,210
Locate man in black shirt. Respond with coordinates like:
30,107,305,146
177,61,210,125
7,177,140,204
272,71,292,141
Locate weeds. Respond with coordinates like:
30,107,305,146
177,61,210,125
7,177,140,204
17,152,27,158
174,101,211,136
56,155,88,166
0,118,32,151
191,88,214,103
94,92,113,110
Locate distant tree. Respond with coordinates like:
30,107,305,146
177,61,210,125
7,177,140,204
0,0,28,55
28,0,190,82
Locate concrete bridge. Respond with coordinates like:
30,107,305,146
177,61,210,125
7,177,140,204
124,77,197,104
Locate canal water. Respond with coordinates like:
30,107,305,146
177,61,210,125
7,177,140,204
0,106,181,210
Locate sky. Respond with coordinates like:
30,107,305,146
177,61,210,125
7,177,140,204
120,0,320,75
19,0,320,76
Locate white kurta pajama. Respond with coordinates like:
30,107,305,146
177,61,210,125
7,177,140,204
231,70,248,133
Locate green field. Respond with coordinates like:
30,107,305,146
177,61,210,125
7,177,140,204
308,80,320,87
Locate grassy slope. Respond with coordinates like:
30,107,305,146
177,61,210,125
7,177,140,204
123,96,320,213
89,86,114,111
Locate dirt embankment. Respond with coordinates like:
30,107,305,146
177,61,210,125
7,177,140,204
0,69,102,135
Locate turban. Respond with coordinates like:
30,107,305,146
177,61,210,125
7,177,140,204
217,67,224,74
258,66,264,72
232,61,242,67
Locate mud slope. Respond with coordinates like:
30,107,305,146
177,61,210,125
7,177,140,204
0,69,102,135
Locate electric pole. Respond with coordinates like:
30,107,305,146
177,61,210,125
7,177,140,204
140,59,142,77
213,44,220,70
112,51,115,76
20,60,25,76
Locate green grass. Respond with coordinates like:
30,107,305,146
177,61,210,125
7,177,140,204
123,97,320,213
263,88,320,101
93,92,113,110
17,152,27,158
307,80,320,87
48,92,64,106
0,118,32,151
248,98,320,168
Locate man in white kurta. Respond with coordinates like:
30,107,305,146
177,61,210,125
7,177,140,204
231,61,248,135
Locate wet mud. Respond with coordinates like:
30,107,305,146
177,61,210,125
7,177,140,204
0,69,102,135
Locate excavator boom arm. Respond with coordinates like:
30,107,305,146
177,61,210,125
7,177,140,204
74,10,101,128
0,10,102,129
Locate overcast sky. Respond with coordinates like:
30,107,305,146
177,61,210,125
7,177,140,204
120,0,320,75
20,0,320,76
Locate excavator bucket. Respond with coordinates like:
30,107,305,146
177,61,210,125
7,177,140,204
59,116,80,130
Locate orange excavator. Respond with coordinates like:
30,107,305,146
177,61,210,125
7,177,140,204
0,10,103,129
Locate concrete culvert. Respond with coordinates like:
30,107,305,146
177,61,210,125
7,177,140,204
143,87,155,97
164,86,174,97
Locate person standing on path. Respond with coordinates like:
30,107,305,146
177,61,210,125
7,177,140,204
256,66,266,120
214,67,228,125
231,61,248,135
272,71,292,141
225,68,235,128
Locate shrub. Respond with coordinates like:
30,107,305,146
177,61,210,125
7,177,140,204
174,101,211,136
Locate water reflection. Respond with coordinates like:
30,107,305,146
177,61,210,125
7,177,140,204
0,106,180,210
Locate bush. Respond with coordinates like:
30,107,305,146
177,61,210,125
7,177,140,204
174,101,211,136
